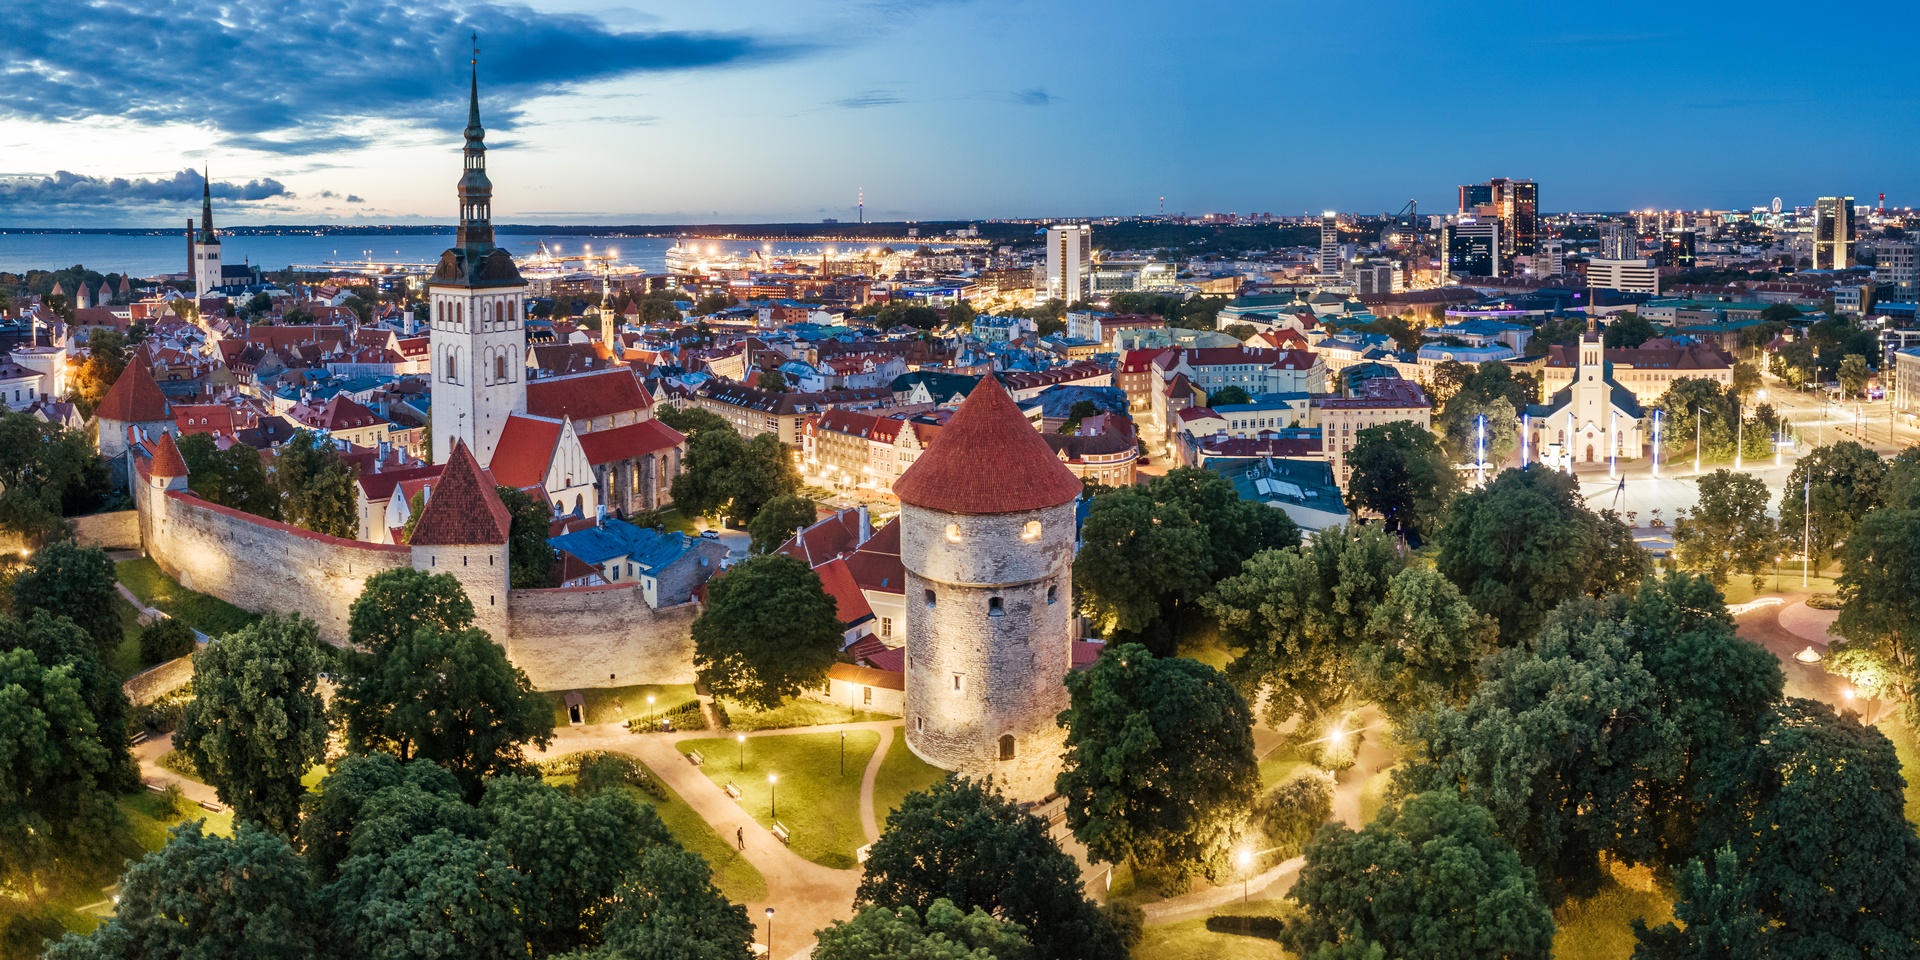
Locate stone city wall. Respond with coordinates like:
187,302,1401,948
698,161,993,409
145,489,412,642
73,509,140,550
507,583,700,690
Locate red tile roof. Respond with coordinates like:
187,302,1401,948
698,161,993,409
149,431,188,478
815,557,874,625
892,376,1083,515
527,368,652,423
826,661,903,691
409,440,512,545
289,394,382,432
488,415,563,489
845,519,904,595
95,345,171,423
357,463,445,503
776,506,861,567
575,418,684,466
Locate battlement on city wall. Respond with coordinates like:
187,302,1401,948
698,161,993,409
134,474,700,690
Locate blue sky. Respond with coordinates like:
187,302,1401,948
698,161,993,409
0,0,1913,226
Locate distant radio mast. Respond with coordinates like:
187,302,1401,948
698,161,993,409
859,188,865,224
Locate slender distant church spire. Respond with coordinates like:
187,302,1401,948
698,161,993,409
456,33,494,254
197,167,218,245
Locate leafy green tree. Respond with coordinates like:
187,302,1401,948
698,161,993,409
731,432,803,523
497,485,554,588
1603,312,1658,348
1058,644,1259,887
0,609,135,787
347,567,476,651
1397,601,1682,903
1838,353,1870,398
1285,791,1555,960
329,829,525,960
1832,508,1920,711
70,329,126,415
481,776,671,956
1343,420,1461,542
1759,302,1803,325
336,623,552,798
814,900,1032,960
692,293,735,316
297,753,468,879
874,301,942,330
45,822,323,960
275,430,358,538
586,846,756,960
1882,446,1920,510
1655,378,1742,463
1358,565,1495,725
138,617,196,665
1205,525,1405,726
1779,441,1884,568
1432,467,1643,642
0,648,125,892
946,300,978,331
755,369,788,392
857,778,1127,960
0,411,111,541
1672,470,1776,587
654,405,730,442
1076,468,1297,653
175,613,331,835
671,427,801,524
1630,846,1769,960
1437,393,1518,468
1730,360,1762,402
12,540,121,656
1672,698,1920,957
692,554,842,709
748,493,818,554
1208,385,1252,406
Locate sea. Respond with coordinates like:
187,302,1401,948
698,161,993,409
0,233,863,279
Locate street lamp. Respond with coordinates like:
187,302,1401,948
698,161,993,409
1694,405,1702,475
769,773,778,819
647,694,656,730
765,907,775,959
1652,410,1663,479
840,731,847,776
737,733,746,771
1238,847,1253,902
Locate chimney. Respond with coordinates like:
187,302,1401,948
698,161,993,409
856,504,871,544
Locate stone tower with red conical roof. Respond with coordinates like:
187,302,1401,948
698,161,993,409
408,438,513,645
892,375,1084,801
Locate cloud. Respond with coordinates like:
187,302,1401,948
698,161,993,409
1009,88,1051,106
0,169,291,208
0,0,801,152
835,91,906,109
315,190,368,204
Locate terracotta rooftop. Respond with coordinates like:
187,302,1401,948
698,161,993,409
575,418,684,466
488,415,564,489
95,345,172,423
408,440,512,545
148,431,188,478
526,368,652,424
892,376,1083,515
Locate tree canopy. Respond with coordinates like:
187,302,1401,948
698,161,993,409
12,541,122,657
1672,470,1776,587
275,430,359,538
497,485,555,588
176,432,280,519
814,901,1032,960
1779,441,1884,568
0,411,111,543
1057,644,1259,887
858,777,1127,960
1342,420,1461,543
747,493,818,555
691,553,843,709
0,647,125,894
671,427,801,525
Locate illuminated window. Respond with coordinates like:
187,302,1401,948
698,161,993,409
1022,520,1042,541
999,735,1015,760
945,523,961,542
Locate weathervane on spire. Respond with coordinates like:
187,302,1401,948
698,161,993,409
471,30,479,66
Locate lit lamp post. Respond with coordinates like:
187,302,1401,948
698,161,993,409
1609,409,1618,479
1694,405,1702,475
1476,414,1486,484
1521,413,1530,464
1735,398,1743,470
765,907,775,959
1803,479,1811,588
737,734,746,771
769,773,778,819
840,731,847,776
1652,410,1663,479
1238,848,1253,903
647,694,656,730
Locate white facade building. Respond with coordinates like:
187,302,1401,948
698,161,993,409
1046,224,1092,303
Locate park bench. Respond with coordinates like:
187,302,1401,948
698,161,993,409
724,781,742,800
687,749,705,767
771,821,791,845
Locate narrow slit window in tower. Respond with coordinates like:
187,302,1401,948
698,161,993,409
988,596,1004,617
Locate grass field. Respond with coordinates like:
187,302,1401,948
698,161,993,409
544,683,698,728
115,558,258,638
619,779,769,904
1877,714,1920,827
870,730,947,826
677,731,878,869
718,697,891,732
1258,745,1307,791
1552,863,1675,960
107,597,145,679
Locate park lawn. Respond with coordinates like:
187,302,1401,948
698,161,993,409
544,683,698,727
1876,715,1920,827
620,778,769,904
718,697,891,732
871,731,947,825
1134,916,1295,960
115,558,258,638
1259,745,1308,790
677,731,878,870
1175,622,1233,672
1552,862,1675,960
1356,761,1399,826
107,596,145,679
652,509,699,536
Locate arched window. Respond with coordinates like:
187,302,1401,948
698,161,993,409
1021,520,1042,542
999,735,1015,760
496,353,508,383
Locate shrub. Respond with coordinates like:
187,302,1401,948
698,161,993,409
157,749,199,781
1311,739,1357,772
1254,769,1336,859
536,751,667,801
1103,900,1145,948
1807,592,1844,610
662,699,707,731
139,617,197,665
1205,915,1287,939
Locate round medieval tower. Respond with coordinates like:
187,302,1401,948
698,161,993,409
891,376,1084,800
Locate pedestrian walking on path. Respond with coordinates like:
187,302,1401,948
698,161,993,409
737,826,746,851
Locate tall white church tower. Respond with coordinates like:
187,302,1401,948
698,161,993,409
892,376,1085,801
191,170,223,295
429,49,528,466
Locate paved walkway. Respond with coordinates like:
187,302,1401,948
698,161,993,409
1736,600,1894,724
542,718,905,959
1776,600,1840,647
132,732,223,809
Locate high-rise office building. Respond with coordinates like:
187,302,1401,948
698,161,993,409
1661,230,1697,269
1587,258,1659,295
1876,241,1919,299
1458,177,1539,258
1600,223,1637,260
1317,212,1342,275
1046,224,1092,302
1444,219,1501,279
1814,197,1857,269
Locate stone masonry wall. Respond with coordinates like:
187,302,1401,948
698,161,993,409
506,584,699,690
72,510,140,550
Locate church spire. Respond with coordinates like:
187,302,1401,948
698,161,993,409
456,32,495,254
197,166,218,245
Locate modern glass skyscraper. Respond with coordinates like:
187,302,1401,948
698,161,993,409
1814,197,1856,270
1458,177,1538,259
